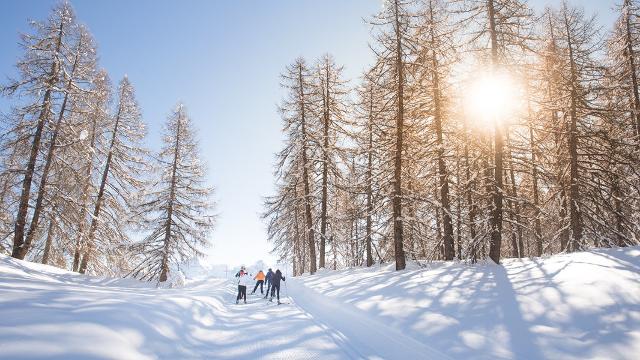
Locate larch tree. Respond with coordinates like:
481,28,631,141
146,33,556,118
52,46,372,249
2,2,78,259
263,159,306,274
611,0,640,144
353,66,390,267
545,3,604,251
455,0,535,263
22,25,98,262
273,58,319,274
413,0,458,260
608,0,640,244
78,76,147,274
131,104,214,282
72,70,113,270
369,0,417,270
314,54,349,269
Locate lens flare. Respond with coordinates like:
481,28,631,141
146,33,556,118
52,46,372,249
465,71,519,127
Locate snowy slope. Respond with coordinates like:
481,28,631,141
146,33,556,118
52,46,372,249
292,246,640,360
0,255,375,359
0,255,446,359
1,247,638,359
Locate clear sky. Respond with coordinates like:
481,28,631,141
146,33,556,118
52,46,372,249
0,1,615,268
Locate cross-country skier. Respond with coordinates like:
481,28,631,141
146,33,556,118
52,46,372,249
234,265,247,278
251,270,266,294
264,268,274,299
236,269,251,304
269,269,286,304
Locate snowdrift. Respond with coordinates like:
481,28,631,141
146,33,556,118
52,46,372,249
292,246,640,359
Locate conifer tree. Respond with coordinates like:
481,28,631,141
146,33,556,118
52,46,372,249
314,54,349,269
455,0,535,263
2,2,78,259
78,76,147,274
131,104,214,282
368,0,416,270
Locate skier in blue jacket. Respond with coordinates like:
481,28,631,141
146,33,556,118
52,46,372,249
264,268,274,299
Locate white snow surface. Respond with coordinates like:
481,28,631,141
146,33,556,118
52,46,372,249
294,247,640,360
0,247,639,359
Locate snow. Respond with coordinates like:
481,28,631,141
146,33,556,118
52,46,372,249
293,247,640,360
0,256,347,359
0,247,639,359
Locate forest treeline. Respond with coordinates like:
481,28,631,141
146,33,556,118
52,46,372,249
264,0,640,274
0,3,215,282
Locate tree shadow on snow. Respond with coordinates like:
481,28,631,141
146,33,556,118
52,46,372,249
0,264,347,359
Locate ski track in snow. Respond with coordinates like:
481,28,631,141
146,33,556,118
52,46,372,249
288,278,451,360
294,246,640,360
1,246,639,359
0,256,350,360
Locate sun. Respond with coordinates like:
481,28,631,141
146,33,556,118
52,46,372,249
465,71,520,127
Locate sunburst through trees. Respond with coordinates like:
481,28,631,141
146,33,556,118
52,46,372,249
264,0,640,274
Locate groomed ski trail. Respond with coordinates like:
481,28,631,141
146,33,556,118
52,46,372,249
0,256,358,359
287,278,451,360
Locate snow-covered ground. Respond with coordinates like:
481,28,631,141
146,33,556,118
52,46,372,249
0,247,638,359
0,256,354,359
294,246,640,359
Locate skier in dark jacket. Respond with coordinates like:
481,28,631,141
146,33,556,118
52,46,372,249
264,268,274,299
269,269,286,304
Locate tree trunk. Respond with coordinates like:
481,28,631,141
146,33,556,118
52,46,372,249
293,194,301,275
74,97,101,272
435,187,443,260
529,125,543,256
431,51,454,260
298,64,317,274
79,85,126,274
366,103,374,267
319,63,330,269
41,219,55,265
392,0,406,270
24,40,83,257
159,109,183,282
463,114,478,262
12,21,64,259
487,0,504,265
564,10,583,252
504,167,517,258
624,0,640,143
455,153,463,260
505,132,523,257
612,172,626,247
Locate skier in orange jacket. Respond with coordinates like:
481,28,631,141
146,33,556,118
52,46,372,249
251,270,266,295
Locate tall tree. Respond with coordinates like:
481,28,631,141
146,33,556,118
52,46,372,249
23,26,98,261
78,76,147,274
314,54,349,269
354,67,389,267
72,70,113,271
414,0,458,260
456,0,534,263
131,104,214,282
3,2,77,259
369,0,416,270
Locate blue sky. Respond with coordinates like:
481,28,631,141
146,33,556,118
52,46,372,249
0,1,615,267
